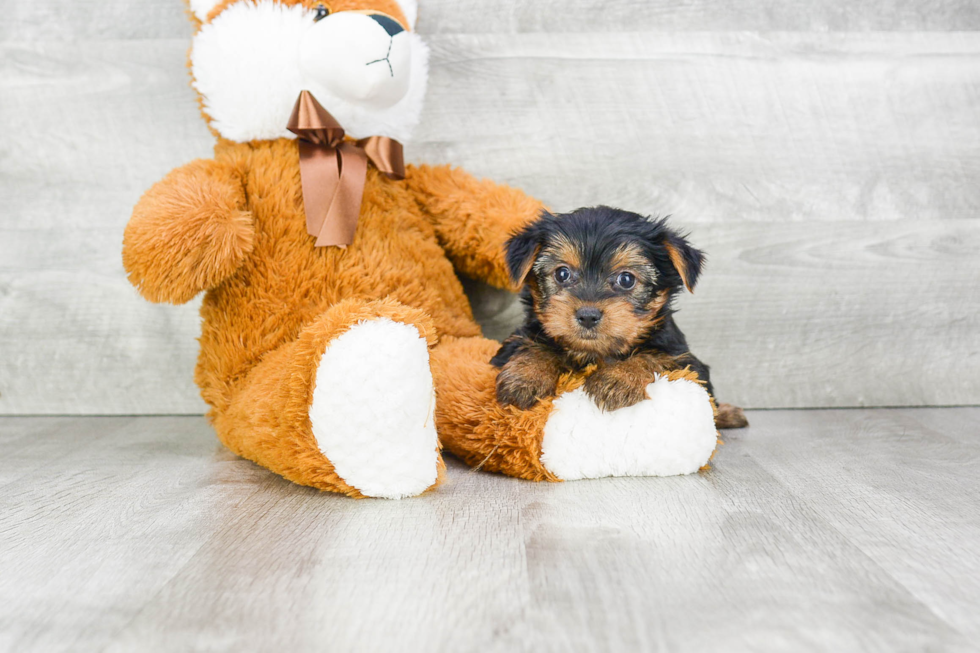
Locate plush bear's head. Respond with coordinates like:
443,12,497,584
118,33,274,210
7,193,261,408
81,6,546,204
188,0,427,143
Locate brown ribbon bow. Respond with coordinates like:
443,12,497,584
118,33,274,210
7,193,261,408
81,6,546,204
287,90,405,247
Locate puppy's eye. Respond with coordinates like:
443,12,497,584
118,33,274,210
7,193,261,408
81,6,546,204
616,271,636,290
314,4,330,21
554,266,572,284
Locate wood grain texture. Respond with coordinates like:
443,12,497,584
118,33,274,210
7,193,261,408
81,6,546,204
416,1,980,33
470,219,980,408
3,0,979,40
0,0,188,41
2,8,979,413
416,32,980,222
0,39,213,414
1,409,978,652
743,408,980,641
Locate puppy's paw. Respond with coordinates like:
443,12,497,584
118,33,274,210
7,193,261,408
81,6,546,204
584,368,650,412
495,364,557,410
715,402,749,429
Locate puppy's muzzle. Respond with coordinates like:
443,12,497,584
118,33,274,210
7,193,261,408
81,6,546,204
575,307,603,329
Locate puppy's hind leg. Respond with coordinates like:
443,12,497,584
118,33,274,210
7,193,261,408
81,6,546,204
715,403,749,429
676,352,749,429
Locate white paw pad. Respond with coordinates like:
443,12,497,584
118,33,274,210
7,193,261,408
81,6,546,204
310,318,438,499
540,375,717,481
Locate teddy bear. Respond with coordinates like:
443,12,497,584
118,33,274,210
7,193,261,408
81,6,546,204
122,0,724,499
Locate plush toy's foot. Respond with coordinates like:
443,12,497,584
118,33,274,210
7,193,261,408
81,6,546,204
715,402,749,429
431,336,719,482
310,318,440,499
212,299,444,498
541,377,717,480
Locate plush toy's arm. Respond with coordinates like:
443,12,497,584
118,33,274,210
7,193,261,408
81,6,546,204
122,159,254,304
405,164,546,290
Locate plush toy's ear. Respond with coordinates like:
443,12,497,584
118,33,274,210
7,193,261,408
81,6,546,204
505,215,549,288
662,229,705,293
394,0,418,29
189,0,224,22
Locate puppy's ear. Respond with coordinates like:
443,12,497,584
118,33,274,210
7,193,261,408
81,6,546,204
661,229,705,293
504,213,549,288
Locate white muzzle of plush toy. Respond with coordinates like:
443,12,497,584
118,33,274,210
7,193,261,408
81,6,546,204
299,10,412,110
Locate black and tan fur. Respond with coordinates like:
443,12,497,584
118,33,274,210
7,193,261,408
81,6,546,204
492,206,747,428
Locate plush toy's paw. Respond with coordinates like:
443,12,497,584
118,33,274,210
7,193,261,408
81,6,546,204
309,318,440,499
540,375,717,481
715,402,749,429
583,366,652,412
495,362,558,410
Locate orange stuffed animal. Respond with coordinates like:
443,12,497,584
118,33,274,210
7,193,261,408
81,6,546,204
123,0,722,498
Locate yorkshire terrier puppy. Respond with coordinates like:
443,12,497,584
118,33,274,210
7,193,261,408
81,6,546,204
492,206,747,429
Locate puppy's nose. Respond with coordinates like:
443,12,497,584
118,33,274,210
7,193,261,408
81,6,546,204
575,307,603,329
369,13,405,36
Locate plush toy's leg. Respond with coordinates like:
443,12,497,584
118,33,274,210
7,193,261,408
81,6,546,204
212,298,445,499
430,336,719,482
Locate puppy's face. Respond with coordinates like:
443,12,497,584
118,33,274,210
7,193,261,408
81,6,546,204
506,207,704,361
532,238,665,358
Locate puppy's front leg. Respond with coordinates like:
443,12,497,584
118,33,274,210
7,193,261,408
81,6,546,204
584,354,672,412
495,341,566,410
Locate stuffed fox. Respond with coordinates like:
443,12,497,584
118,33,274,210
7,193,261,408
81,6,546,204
122,0,721,498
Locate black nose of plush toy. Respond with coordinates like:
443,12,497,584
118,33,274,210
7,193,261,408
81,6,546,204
575,307,603,329
369,13,405,36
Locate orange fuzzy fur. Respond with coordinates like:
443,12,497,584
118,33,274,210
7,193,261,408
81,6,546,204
431,339,715,482
213,297,446,497
405,165,546,291
123,135,556,493
124,134,717,494
431,337,562,481
123,159,253,304
126,0,717,494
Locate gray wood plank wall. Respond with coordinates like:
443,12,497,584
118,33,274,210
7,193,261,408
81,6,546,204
1,0,978,414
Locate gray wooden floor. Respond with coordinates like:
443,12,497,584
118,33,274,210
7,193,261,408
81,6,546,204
1,409,978,652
